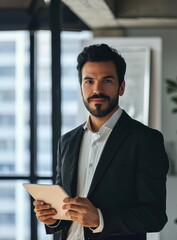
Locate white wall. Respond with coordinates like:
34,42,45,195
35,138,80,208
126,29,177,168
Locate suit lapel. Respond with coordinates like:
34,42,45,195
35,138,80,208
87,111,133,197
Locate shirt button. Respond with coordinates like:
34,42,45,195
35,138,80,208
89,163,93,168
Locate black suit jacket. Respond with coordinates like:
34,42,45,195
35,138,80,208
46,110,169,240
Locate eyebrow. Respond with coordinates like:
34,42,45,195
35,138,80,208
102,75,115,79
83,75,115,80
83,76,92,80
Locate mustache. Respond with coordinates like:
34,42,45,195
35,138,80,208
87,93,110,101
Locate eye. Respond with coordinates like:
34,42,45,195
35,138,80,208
104,78,113,83
84,79,93,84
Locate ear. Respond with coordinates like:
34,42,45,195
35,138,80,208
119,81,125,96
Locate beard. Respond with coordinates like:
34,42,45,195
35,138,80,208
83,93,119,117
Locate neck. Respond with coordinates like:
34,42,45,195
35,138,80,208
89,107,118,132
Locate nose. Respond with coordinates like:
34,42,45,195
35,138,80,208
93,82,103,95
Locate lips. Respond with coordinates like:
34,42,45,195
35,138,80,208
90,98,107,103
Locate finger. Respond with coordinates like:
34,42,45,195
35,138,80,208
63,197,97,214
63,196,87,206
63,197,75,203
33,200,45,206
63,197,93,211
65,209,96,227
38,216,52,224
36,208,57,220
34,204,49,211
65,210,81,223
37,213,57,223
63,203,86,213
68,215,79,222
66,209,79,217
63,196,87,203
34,204,51,215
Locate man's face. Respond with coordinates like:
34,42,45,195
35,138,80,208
81,61,125,118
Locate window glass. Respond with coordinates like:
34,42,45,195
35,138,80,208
0,67,15,77
0,32,30,176
0,181,30,240
37,31,52,176
61,31,91,134
0,41,15,52
0,90,15,101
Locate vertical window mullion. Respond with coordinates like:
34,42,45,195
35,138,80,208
29,30,38,240
50,0,61,184
50,1,62,239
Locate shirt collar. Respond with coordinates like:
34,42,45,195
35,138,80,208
83,107,123,133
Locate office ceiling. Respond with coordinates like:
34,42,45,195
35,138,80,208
0,0,177,31
62,0,177,29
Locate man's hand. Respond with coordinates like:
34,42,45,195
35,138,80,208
62,197,99,228
33,200,58,225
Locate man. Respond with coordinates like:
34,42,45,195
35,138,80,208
33,44,169,240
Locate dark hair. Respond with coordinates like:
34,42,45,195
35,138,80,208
76,43,126,85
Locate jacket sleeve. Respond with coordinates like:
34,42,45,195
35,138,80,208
45,139,71,235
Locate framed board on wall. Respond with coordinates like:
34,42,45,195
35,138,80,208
116,46,150,126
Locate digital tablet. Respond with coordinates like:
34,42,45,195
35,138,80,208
23,183,71,220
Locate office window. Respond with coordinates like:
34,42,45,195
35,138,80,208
0,41,15,53
0,181,30,240
0,32,30,240
0,32,30,177
0,115,15,126
0,90,15,102
0,139,15,151
0,67,15,77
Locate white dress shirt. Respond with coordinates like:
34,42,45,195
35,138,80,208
66,107,122,240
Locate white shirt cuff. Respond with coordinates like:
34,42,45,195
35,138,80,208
90,208,104,233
